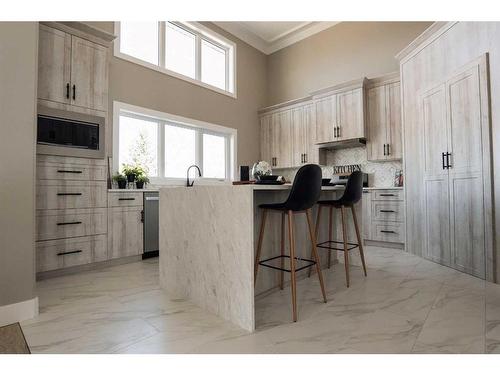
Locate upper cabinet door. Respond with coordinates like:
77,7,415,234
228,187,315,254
304,103,318,164
386,82,402,160
366,85,387,161
274,110,293,169
38,25,71,104
337,88,364,140
259,114,273,166
70,36,108,111
314,95,336,143
291,107,306,166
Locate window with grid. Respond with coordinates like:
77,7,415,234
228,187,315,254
116,22,235,96
116,105,234,182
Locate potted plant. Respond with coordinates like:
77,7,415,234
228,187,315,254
135,174,150,189
113,173,127,189
122,164,137,183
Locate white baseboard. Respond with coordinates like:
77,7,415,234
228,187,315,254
0,297,39,327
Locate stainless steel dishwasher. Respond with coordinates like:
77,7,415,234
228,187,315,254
143,191,159,259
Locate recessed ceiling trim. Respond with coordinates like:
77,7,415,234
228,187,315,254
214,21,340,55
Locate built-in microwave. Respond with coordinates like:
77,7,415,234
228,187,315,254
36,105,105,158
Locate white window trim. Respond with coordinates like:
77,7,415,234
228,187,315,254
114,21,237,98
113,101,237,186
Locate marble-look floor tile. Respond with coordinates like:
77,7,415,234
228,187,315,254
21,245,498,354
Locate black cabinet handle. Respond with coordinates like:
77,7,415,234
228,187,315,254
384,144,387,156
300,154,303,163
379,194,395,197
72,84,76,100
387,144,390,156
381,230,396,234
66,83,70,99
57,250,82,256
337,126,340,138
119,197,135,201
380,209,395,213
57,221,82,226
304,153,307,163
442,152,446,170
446,152,452,169
141,210,145,223
57,170,83,174
57,193,82,196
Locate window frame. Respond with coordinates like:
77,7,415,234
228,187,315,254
113,101,237,185
114,21,237,98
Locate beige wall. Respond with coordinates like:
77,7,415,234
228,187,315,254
266,22,432,106
86,22,268,168
0,22,38,307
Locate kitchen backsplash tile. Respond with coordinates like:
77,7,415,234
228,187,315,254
274,146,402,188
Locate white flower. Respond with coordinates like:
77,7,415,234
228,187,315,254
252,161,272,178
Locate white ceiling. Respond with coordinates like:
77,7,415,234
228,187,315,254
214,22,340,55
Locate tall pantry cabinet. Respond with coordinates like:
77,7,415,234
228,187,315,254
398,22,494,281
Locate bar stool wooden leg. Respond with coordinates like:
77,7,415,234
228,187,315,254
306,209,327,303
308,204,322,278
351,205,367,277
328,206,333,268
254,209,267,286
340,206,350,288
287,211,298,322
280,211,285,290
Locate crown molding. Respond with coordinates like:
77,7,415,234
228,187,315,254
214,21,340,55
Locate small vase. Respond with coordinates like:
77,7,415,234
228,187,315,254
117,180,127,189
127,174,135,183
136,181,144,189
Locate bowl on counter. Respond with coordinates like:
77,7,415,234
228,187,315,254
258,175,279,181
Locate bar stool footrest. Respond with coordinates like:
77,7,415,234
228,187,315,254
259,255,316,273
317,240,359,252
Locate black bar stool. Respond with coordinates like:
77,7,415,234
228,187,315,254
308,171,367,287
254,164,327,322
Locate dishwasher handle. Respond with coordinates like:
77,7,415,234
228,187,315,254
145,196,159,201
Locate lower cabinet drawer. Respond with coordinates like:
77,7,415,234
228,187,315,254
36,208,107,241
372,201,404,222
372,222,405,243
108,192,144,207
36,180,107,209
36,234,107,273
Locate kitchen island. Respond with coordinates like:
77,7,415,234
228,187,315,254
159,184,362,331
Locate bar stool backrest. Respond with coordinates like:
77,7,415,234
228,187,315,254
283,164,322,211
337,171,364,206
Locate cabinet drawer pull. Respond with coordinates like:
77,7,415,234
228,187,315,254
304,153,307,163
66,83,70,99
57,193,83,196
57,170,83,174
383,144,387,156
387,144,390,156
56,221,82,226
57,250,82,256
380,230,396,234
379,194,395,197
72,84,76,100
119,197,136,201
380,209,395,213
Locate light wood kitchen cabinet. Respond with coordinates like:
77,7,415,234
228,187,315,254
337,88,365,140
38,23,110,112
366,73,402,161
70,36,108,111
108,206,144,259
291,103,317,165
363,188,405,245
259,113,273,167
314,94,336,144
38,25,72,105
259,98,317,169
419,56,489,278
312,78,366,144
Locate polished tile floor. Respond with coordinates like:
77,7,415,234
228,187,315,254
21,246,500,354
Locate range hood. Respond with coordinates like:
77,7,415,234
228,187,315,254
316,138,366,150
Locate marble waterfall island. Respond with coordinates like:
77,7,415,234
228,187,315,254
159,184,360,332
